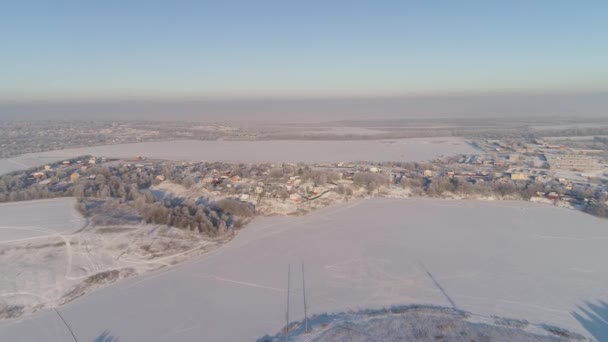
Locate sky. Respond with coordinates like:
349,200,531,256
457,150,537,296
1,0,608,102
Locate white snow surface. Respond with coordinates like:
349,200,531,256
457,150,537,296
1,198,607,341
0,138,475,174
0,199,85,243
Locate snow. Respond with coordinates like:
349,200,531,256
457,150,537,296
0,138,476,174
296,127,387,136
1,198,607,341
0,199,85,243
0,199,219,322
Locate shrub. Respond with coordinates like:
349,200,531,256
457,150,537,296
353,172,388,193
215,198,255,217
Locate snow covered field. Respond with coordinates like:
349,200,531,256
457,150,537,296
0,199,220,323
0,199,85,243
0,138,476,174
1,198,606,341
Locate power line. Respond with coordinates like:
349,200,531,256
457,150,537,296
54,308,78,342
285,264,291,342
302,261,308,333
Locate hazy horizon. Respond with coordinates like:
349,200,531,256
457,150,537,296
1,92,607,122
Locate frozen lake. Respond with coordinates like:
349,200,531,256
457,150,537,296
0,199,85,243
0,138,476,174
1,199,606,341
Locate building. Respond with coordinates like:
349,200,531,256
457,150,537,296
509,173,528,181
32,172,45,180
70,173,80,181
423,170,433,177
545,153,602,171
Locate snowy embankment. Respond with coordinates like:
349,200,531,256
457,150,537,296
0,198,606,341
0,137,476,174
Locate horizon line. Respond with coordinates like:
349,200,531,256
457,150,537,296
2,88,608,104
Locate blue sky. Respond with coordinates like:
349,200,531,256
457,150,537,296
1,1,607,101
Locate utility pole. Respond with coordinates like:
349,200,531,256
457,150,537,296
285,264,291,342
302,261,308,333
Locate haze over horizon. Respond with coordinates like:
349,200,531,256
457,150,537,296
1,92,608,122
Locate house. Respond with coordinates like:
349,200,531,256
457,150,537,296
239,194,250,202
254,186,264,194
32,172,45,180
70,173,80,181
423,170,433,178
289,193,302,202
88,158,97,165
155,175,166,182
44,165,52,171
510,173,528,181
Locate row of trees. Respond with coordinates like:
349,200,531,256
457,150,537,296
77,190,256,236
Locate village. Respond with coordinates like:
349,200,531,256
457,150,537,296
2,135,607,222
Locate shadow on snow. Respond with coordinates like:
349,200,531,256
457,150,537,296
571,300,608,342
94,330,119,342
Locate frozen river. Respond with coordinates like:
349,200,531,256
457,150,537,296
1,198,606,341
0,138,476,174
